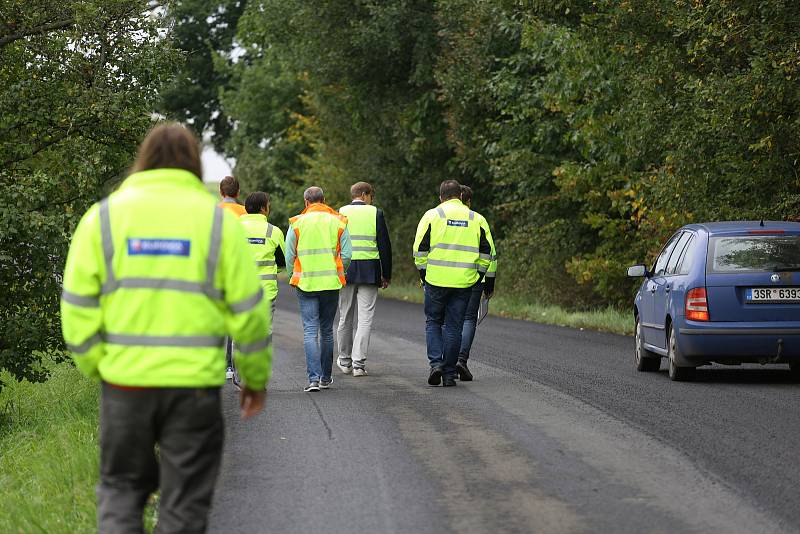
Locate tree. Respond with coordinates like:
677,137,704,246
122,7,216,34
0,0,179,384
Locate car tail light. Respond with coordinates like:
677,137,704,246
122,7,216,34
686,287,709,321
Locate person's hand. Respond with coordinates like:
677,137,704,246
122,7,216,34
239,388,266,419
484,290,494,300
381,278,390,289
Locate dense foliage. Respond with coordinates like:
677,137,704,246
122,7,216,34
0,1,178,384
214,0,800,308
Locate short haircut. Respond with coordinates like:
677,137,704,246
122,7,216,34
439,180,462,201
350,181,373,199
131,123,202,180
245,191,270,214
219,176,239,197
460,185,473,204
304,186,325,203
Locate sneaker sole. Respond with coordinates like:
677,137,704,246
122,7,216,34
337,363,353,374
428,368,442,386
304,386,321,392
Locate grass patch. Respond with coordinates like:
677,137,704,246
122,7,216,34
0,362,100,533
380,282,633,336
0,362,161,533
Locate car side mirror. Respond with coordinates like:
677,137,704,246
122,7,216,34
627,264,648,278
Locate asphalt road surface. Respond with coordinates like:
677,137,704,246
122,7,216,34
209,286,800,533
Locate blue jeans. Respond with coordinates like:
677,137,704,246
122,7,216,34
459,283,483,362
424,283,471,379
297,288,339,383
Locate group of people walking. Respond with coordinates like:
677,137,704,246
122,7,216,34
59,123,496,532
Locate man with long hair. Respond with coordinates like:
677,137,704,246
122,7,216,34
61,123,272,532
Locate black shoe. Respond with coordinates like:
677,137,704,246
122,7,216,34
428,367,443,386
443,377,457,387
456,361,473,382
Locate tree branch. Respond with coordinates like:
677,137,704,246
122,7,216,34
0,19,75,47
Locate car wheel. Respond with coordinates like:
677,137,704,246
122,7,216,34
789,362,800,381
635,316,660,372
667,325,695,381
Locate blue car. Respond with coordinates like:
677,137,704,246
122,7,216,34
627,221,800,381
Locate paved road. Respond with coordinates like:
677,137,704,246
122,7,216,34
209,286,800,533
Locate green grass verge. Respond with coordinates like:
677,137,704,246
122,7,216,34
0,361,158,533
0,362,100,533
380,283,634,336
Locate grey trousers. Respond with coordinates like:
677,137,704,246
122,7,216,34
97,383,224,534
336,283,378,369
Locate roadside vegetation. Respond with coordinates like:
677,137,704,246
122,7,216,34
381,284,633,336
0,362,98,532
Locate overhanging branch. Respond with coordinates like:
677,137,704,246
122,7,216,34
0,19,74,47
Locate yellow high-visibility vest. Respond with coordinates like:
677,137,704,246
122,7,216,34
339,203,379,260
61,168,272,389
240,214,285,301
412,198,492,288
289,204,348,292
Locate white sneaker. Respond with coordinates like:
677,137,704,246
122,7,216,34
353,368,368,377
337,358,353,374
226,367,234,380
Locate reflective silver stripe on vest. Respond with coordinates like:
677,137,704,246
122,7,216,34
485,271,496,278
427,259,480,270
238,336,272,355
99,202,224,300
99,198,115,284
104,333,225,348
469,211,475,221
431,243,480,253
349,234,376,241
256,260,276,266
297,248,336,256
229,288,263,314
61,290,100,308
206,206,224,288
101,278,223,300
67,333,103,354
416,263,426,270
259,274,278,281
298,270,344,278
414,251,428,257
266,223,274,238
351,246,378,252
479,253,493,260
436,207,446,219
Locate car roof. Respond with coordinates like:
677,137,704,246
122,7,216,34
682,221,800,236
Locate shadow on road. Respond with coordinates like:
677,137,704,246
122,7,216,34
663,367,799,385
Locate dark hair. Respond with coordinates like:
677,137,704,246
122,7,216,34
439,180,462,201
131,123,202,180
460,185,473,204
350,181,373,199
219,176,239,198
245,191,270,214
304,186,325,203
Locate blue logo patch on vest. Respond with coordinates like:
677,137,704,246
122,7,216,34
248,237,266,245
447,219,468,227
127,239,190,256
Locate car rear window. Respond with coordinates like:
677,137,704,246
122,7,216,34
709,235,800,272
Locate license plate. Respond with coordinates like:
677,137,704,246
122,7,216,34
746,287,800,302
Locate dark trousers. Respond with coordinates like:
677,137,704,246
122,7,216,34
459,283,484,362
98,383,224,534
424,283,471,379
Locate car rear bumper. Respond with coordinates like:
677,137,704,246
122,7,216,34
677,319,800,362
